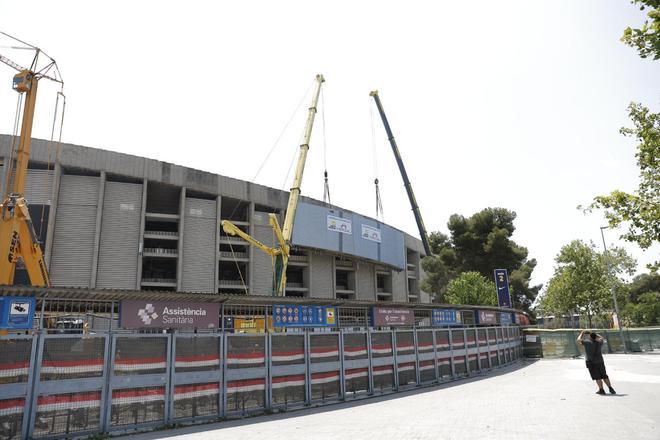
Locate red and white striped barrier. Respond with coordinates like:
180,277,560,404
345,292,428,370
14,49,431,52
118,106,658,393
271,374,305,389
175,354,220,369
227,379,265,394
344,367,368,380
419,360,435,372
372,365,394,376
0,361,29,378
437,358,451,366
370,344,392,355
311,371,340,385
41,358,104,375
226,352,265,366
173,383,219,400
397,362,415,373
310,346,339,360
38,391,101,412
343,346,367,357
417,342,434,352
271,350,305,363
0,398,25,416
112,388,165,406
114,357,167,372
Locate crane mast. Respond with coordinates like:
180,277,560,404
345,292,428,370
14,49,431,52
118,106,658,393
0,69,51,286
369,90,432,257
222,74,325,296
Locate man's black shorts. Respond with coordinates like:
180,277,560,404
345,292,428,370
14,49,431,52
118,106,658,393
586,361,608,380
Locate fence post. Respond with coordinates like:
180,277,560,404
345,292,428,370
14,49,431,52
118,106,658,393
392,330,399,391
99,333,113,434
21,332,40,440
265,332,272,411
304,331,311,405
338,330,346,400
449,329,456,379
366,328,374,396
221,332,228,418
165,331,175,423
431,329,439,383
463,328,470,375
413,328,421,386
26,332,45,440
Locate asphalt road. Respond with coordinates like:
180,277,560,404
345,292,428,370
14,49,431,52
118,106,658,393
123,353,660,440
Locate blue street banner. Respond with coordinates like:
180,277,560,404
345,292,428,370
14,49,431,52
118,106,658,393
0,296,36,330
494,269,512,308
500,312,513,326
432,309,461,326
273,305,337,327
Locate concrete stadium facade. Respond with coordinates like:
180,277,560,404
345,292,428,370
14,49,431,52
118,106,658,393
0,134,430,303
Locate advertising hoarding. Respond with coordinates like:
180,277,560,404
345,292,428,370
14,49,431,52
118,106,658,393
120,300,219,329
432,309,461,326
272,305,337,327
500,312,513,326
494,269,512,308
371,307,414,326
476,310,497,325
0,296,35,330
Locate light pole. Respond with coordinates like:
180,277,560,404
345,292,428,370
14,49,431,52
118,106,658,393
600,226,627,353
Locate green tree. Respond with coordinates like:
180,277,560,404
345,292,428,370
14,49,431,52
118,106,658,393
445,272,497,306
622,0,660,60
585,103,660,271
421,208,540,312
539,240,636,327
622,292,660,326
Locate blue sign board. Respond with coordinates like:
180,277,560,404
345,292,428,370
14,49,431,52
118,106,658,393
432,309,461,326
273,305,337,327
0,296,36,330
494,269,512,308
500,312,513,326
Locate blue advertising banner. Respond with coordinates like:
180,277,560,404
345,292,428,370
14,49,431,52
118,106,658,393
500,312,513,326
432,309,461,326
273,305,337,327
494,269,512,308
0,296,35,330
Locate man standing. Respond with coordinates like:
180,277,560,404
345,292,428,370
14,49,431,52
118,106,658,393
576,330,616,395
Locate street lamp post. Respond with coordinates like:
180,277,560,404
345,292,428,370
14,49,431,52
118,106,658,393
600,226,627,353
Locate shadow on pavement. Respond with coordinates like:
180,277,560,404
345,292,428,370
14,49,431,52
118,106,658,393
125,360,538,439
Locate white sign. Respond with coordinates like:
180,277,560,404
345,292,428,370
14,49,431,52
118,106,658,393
120,203,135,211
189,208,203,216
10,301,30,316
327,215,352,235
525,335,538,343
361,224,381,243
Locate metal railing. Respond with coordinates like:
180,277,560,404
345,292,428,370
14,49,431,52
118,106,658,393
143,248,178,255
0,326,523,439
219,251,248,259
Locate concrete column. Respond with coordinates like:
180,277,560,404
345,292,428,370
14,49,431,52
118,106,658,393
44,163,61,269
90,171,106,288
135,178,148,289
214,195,221,294
247,201,255,295
176,187,186,291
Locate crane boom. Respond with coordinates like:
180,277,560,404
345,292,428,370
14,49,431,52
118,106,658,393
369,90,432,257
221,74,325,296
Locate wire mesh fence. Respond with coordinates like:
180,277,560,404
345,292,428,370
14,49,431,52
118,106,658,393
0,326,524,439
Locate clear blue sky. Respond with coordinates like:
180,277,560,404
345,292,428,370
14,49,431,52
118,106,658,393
1,1,658,288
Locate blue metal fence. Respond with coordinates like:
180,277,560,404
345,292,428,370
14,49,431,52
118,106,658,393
0,326,523,439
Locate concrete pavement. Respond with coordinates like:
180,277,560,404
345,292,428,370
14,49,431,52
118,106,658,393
124,354,660,440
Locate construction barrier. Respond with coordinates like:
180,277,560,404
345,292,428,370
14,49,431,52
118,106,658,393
0,326,523,439
522,327,660,358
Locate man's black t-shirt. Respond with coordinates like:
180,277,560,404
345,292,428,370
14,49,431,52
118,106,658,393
582,339,604,364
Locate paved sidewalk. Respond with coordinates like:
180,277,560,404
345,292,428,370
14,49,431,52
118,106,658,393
125,354,660,440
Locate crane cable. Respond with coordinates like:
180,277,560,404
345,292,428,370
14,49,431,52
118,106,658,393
370,101,384,221
321,88,331,205
38,90,66,243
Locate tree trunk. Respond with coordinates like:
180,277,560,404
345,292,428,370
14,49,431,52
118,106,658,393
587,313,593,328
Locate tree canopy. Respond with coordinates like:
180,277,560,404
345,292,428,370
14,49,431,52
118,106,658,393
621,0,660,60
585,103,660,271
539,240,636,327
444,272,497,307
421,208,540,313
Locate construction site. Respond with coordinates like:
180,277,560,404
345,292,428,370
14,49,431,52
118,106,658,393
0,33,528,440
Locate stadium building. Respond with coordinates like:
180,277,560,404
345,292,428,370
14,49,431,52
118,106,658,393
0,134,430,303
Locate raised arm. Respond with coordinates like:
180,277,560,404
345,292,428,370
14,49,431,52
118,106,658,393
594,333,604,343
576,330,585,345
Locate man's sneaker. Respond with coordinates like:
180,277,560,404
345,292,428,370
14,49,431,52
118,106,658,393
609,388,616,395
596,389,606,395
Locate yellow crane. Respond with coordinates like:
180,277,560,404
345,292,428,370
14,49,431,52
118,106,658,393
221,74,324,296
0,34,63,286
